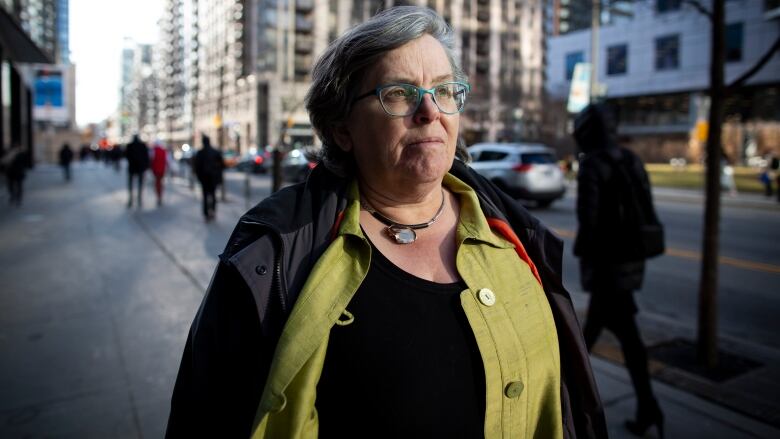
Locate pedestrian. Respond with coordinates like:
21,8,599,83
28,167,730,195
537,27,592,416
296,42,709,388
150,141,168,206
124,134,149,208
759,166,773,197
2,143,28,206
166,6,606,438
110,145,123,172
573,103,664,438
59,143,74,181
192,134,224,221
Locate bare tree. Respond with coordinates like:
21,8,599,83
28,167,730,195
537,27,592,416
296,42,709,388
681,0,779,368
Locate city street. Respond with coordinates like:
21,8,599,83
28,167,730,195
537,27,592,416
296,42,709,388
1,162,779,438
533,189,780,350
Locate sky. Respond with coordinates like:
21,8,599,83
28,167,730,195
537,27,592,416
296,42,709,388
70,0,163,127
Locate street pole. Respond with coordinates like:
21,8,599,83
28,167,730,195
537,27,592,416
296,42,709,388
590,0,600,103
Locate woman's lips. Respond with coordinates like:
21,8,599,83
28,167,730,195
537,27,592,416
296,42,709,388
406,137,444,147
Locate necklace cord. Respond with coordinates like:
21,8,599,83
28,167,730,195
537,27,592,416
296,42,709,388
363,188,446,230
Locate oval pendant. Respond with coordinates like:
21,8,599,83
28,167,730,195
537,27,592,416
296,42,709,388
388,226,416,244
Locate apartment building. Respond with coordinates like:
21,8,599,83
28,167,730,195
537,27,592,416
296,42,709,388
118,43,159,141
546,0,780,162
157,0,548,154
156,0,197,147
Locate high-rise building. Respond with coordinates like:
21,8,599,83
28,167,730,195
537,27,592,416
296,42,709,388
174,0,548,154
156,0,196,148
56,0,69,64
119,42,158,141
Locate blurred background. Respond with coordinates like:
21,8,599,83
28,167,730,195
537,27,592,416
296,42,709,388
0,1,779,438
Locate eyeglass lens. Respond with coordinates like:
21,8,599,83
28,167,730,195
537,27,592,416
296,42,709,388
379,83,468,116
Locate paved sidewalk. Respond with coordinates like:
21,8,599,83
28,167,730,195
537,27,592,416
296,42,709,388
0,162,778,438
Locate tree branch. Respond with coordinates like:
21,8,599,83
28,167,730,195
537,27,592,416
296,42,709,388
683,0,713,20
727,34,780,92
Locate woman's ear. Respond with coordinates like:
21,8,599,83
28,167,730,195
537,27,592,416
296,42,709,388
332,122,353,152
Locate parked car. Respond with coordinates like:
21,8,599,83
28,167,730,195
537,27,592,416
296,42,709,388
467,142,566,207
235,150,271,174
222,150,240,168
282,147,318,183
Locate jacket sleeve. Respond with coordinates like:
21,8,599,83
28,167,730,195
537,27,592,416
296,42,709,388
165,261,271,439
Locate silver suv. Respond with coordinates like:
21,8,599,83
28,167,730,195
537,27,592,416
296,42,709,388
468,143,566,207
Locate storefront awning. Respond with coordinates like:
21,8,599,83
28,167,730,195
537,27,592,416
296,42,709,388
0,8,52,64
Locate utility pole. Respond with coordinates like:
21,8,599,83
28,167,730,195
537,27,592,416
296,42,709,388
590,0,600,103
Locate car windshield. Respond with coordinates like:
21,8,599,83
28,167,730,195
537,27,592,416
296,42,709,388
521,153,556,164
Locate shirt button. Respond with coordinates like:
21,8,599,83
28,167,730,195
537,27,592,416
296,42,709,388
477,288,496,306
505,381,525,399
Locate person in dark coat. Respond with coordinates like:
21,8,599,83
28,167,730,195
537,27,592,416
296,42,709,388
59,143,74,181
193,135,224,221
167,7,606,438
125,135,150,208
573,104,663,438
2,144,28,206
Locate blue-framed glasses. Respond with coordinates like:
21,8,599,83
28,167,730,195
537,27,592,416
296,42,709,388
353,82,471,117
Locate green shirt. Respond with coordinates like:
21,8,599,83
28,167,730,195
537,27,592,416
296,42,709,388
251,174,562,439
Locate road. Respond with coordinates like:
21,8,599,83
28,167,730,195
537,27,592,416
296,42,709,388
531,189,780,352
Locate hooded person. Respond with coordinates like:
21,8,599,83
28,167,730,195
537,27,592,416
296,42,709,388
573,103,664,438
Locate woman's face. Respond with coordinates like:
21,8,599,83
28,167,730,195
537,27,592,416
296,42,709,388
336,34,460,192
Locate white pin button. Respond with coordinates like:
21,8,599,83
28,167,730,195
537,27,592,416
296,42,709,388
477,288,496,306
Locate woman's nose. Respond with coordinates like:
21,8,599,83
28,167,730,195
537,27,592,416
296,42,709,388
412,94,440,124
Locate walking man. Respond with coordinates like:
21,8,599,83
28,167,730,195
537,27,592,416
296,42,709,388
59,143,74,181
2,143,28,206
193,135,224,221
125,135,149,208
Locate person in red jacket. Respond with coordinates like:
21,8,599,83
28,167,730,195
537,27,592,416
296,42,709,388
151,142,168,206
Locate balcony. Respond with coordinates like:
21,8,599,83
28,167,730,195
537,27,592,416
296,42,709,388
294,55,313,75
296,0,314,12
295,15,313,33
295,37,313,54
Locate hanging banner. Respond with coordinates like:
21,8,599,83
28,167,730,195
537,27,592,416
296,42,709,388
567,62,591,114
32,65,69,123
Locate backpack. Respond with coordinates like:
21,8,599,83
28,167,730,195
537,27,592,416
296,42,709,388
610,149,665,259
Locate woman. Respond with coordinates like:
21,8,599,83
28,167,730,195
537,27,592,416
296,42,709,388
167,6,605,438
151,141,168,206
573,104,663,438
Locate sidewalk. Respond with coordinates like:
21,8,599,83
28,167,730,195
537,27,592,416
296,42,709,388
0,162,778,438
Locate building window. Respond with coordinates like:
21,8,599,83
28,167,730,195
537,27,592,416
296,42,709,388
726,22,743,62
607,44,628,75
565,51,584,81
655,34,679,70
656,0,681,13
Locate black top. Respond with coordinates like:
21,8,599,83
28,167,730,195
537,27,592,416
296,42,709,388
316,243,486,438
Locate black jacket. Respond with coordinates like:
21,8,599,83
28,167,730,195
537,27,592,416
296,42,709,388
125,139,149,174
193,145,224,186
166,160,607,439
572,104,651,292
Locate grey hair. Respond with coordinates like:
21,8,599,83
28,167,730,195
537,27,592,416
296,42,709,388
305,5,469,177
